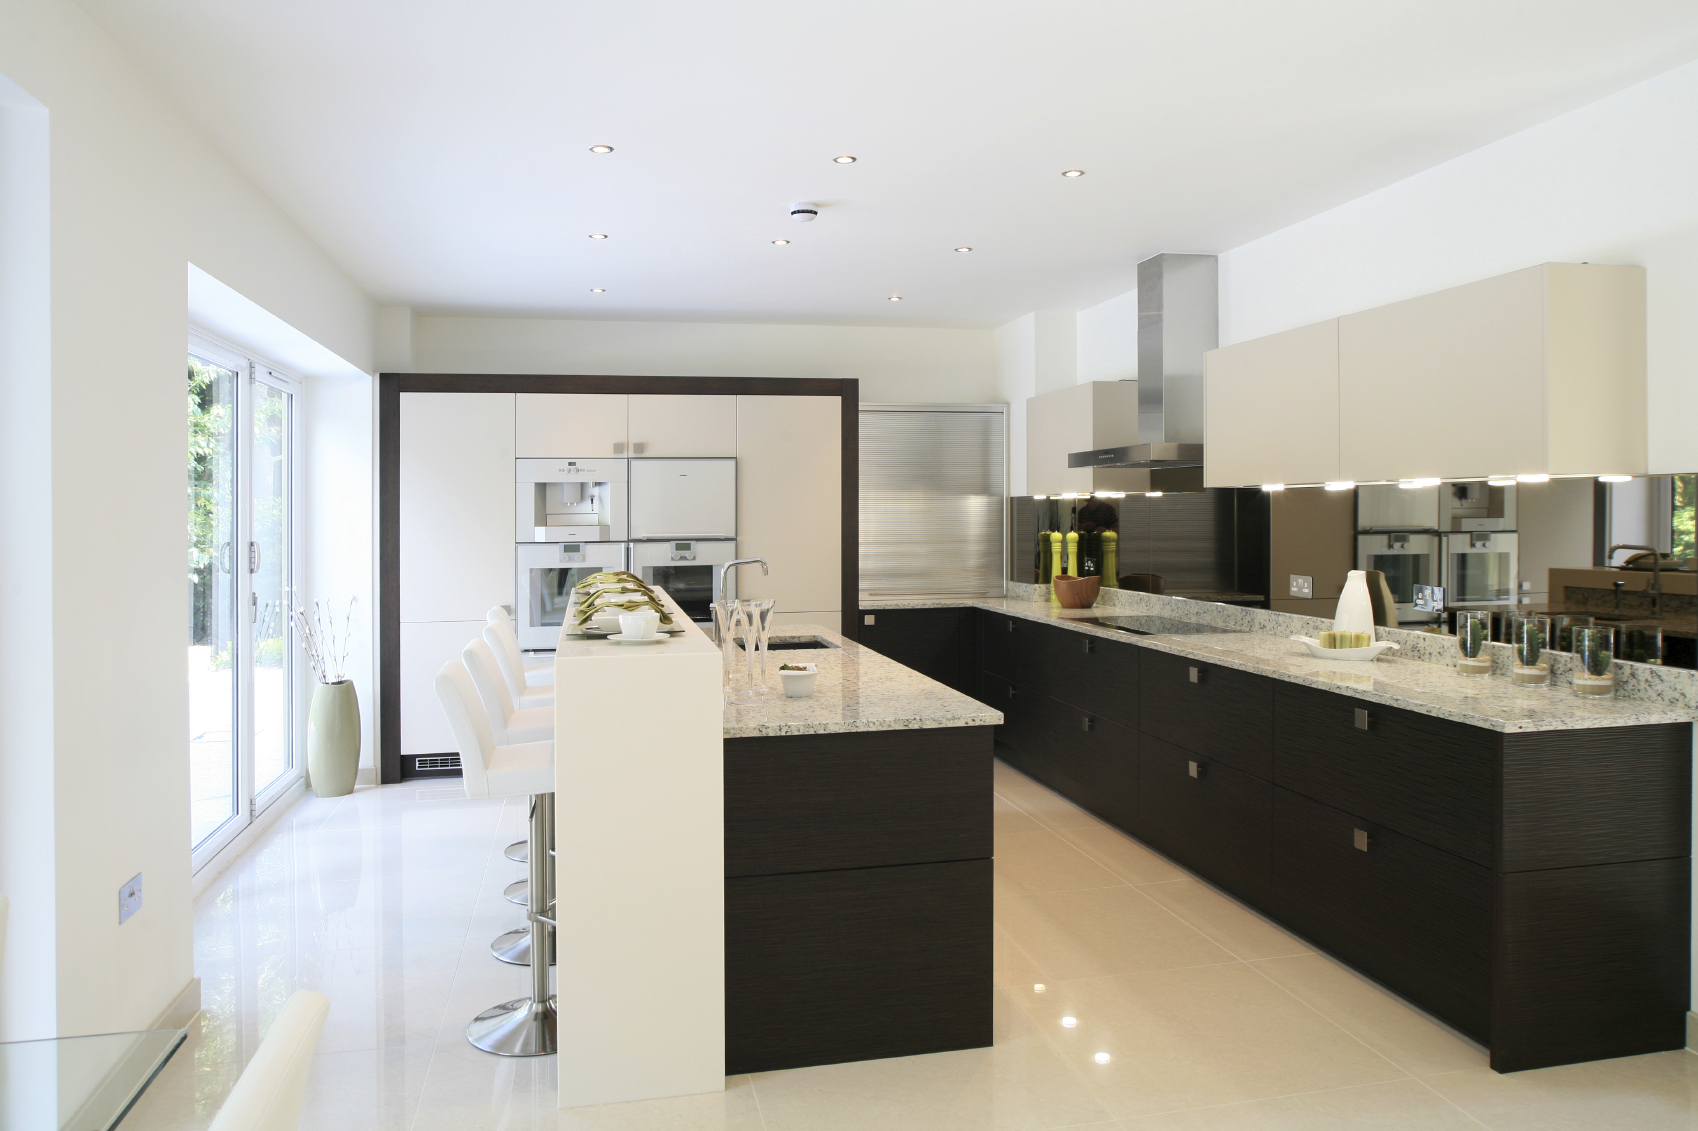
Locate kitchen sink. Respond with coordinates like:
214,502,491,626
739,636,840,650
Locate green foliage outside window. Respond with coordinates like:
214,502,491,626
1675,474,1695,564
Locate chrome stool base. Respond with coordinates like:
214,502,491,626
504,879,528,905
467,995,557,1057
490,926,553,966
504,840,528,863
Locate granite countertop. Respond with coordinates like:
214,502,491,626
859,595,1696,734
722,624,1003,739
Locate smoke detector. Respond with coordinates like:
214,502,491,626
790,202,819,223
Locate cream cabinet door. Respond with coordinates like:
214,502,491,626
1205,319,1340,487
628,394,738,456
399,393,515,622
735,395,841,616
1339,267,1546,482
515,393,628,457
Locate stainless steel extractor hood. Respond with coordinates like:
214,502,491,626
1070,253,1215,479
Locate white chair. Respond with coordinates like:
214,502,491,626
463,640,552,746
436,662,556,1057
487,607,554,686
483,622,553,710
206,990,330,1131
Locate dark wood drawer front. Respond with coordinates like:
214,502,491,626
1139,735,1272,904
1273,684,1493,866
1138,651,1273,779
1274,787,1492,1041
980,611,1042,688
858,607,977,695
725,728,992,878
982,676,1137,832
1033,625,1139,728
726,858,992,1074
1498,724,1693,872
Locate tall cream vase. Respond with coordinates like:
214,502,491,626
307,679,360,797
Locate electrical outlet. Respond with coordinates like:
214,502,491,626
119,874,143,924
1289,574,1314,598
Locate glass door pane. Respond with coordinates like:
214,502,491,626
188,355,240,849
251,378,292,795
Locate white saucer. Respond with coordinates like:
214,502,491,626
606,633,667,644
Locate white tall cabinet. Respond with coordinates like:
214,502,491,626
733,395,843,633
398,393,515,756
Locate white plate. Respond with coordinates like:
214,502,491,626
1290,635,1400,661
606,633,667,644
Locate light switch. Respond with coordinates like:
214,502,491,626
1289,574,1314,598
119,874,143,924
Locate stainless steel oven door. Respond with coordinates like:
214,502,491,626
1444,531,1519,608
515,541,630,649
1356,532,1442,624
632,539,736,623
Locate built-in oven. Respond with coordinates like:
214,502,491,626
632,539,737,623
515,541,629,649
1443,530,1519,609
1355,531,1442,625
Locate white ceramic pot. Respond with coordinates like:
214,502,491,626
779,665,818,698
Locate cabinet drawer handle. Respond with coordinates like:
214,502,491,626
613,441,625,454
1081,716,1093,732
1006,686,1017,700
1353,828,1370,852
863,613,876,626
1188,760,1201,779
1083,638,1094,654
1354,708,1369,731
1188,666,1200,684
632,441,646,454
1006,620,1015,633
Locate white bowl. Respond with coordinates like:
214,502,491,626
1290,635,1400,662
779,665,819,698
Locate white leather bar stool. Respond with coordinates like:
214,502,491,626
484,622,553,710
206,990,330,1131
436,661,557,1056
487,606,554,686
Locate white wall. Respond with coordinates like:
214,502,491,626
410,314,997,405
0,0,374,1039
1077,288,1140,385
1218,58,1698,476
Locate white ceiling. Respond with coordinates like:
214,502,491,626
81,0,1698,327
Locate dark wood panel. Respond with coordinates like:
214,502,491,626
839,382,859,641
1273,684,1494,867
390,373,849,397
1139,735,1273,907
1273,787,1492,1042
1138,651,1274,779
378,374,402,784
1035,626,1140,729
726,858,993,1074
1498,724,1692,872
980,610,1042,690
1491,857,1690,1071
858,607,976,694
725,727,991,878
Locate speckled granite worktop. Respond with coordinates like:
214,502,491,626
722,624,1003,739
861,593,1697,734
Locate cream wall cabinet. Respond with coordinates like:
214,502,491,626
1204,320,1339,488
516,392,629,456
1025,381,1144,495
399,393,515,621
1204,263,1645,486
629,394,737,456
734,395,841,619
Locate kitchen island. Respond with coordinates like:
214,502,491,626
860,589,1695,1073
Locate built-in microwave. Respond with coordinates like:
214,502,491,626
1355,531,1442,625
632,539,738,623
1443,531,1519,608
514,541,629,649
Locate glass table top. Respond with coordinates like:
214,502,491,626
0,1028,185,1130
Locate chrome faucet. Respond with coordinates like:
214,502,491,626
1608,543,1664,615
714,558,769,642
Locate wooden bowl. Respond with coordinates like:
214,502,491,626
1051,575,1101,609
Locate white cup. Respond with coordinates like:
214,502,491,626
619,611,660,640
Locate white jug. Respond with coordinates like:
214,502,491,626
1334,570,1376,638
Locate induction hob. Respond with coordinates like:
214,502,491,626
1076,614,1242,637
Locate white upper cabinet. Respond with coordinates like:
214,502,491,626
1204,319,1339,488
629,394,738,456
1203,263,1645,486
516,393,628,456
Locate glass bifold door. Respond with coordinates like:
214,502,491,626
188,340,301,869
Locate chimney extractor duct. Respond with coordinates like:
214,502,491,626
1069,252,1215,473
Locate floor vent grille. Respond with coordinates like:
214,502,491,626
414,755,462,771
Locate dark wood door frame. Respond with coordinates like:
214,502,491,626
378,373,860,784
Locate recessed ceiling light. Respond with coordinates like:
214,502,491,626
1516,473,1550,483
588,145,614,154
1261,483,1284,492
1062,169,1085,177
888,295,903,301
588,233,608,239
1094,1053,1112,1065
955,247,973,253
1145,491,1164,497
833,155,857,164
771,239,790,245
589,288,605,293
1598,474,1634,483
1487,477,1516,487
1324,481,1355,491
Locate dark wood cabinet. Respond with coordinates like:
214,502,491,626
1138,649,1273,779
857,607,980,696
972,605,1691,1074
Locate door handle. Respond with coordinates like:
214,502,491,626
1353,828,1370,852
1354,708,1369,731
250,592,257,623
219,541,232,575
1188,760,1202,778
1188,666,1200,684
1080,716,1093,732
248,541,261,574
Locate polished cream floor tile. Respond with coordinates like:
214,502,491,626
996,878,1237,981
996,826,1129,894
1136,880,1309,962
1422,1051,1698,1130
1248,954,1486,1078
997,782,1112,831
1123,1078,1483,1129
1052,824,1189,885
554,1073,767,1130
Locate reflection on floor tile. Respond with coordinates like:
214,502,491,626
123,762,1696,1131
